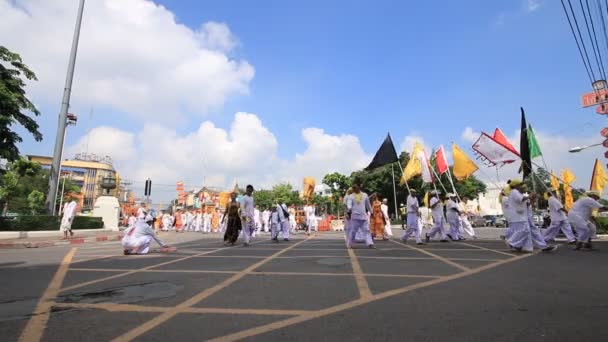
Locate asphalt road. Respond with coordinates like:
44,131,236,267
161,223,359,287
1,231,606,341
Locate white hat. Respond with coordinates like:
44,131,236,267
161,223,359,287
447,193,456,198
430,190,441,195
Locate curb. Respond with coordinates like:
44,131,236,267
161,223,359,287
0,234,123,249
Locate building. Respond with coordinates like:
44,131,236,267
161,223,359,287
28,153,124,211
466,181,505,216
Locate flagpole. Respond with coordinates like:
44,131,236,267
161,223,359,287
391,164,399,218
429,164,449,194
396,162,412,193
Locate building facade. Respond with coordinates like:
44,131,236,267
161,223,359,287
28,153,124,211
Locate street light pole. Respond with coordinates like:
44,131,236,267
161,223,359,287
568,142,603,153
46,0,86,214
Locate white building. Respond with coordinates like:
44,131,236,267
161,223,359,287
469,181,506,216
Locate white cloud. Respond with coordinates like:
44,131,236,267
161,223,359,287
526,0,541,13
0,0,254,120
461,127,479,143
400,134,427,153
69,113,371,201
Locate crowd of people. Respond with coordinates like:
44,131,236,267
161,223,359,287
117,180,605,255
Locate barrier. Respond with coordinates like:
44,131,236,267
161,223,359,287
330,219,344,231
318,219,330,231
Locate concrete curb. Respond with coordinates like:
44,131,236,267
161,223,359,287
0,228,117,240
0,234,123,249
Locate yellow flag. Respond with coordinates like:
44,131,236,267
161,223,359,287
562,169,576,210
590,159,608,195
452,143,478,180
401,142,423,183
423,191,429,208
550,172,560,193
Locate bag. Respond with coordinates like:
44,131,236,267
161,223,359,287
282,206,290,219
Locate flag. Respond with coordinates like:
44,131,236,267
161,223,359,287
493,128,519,156
527,124,542,159
550,172,560,193
452,143,478,180
472,133,520,166
365,133,399,170
562,169,576,210
401,142,433,183
590,158,608,195
435,145,449,175
520,107,532,179
423,191,429,208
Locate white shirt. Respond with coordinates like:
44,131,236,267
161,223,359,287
277,204,288,223
254,209,261,223
548,196,567,222
347,192,372,220
430,197,444,222
445,199,459,221
406,195,419,214
501,197,511,222
507,189,528,223
241,195,255,219
262,210,270,221
570,197,603,221
271,211,279,224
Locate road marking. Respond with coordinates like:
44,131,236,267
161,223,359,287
457,242,516,257
110,237,312,342
52,302,312,316
68,268,239,274
347,248,372,299
61,240,267,292
19,248,77,342
389,240,471,272
207,253,532,342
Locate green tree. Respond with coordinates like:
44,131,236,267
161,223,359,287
0,158,41,215
322,172,352,215
0,171,18,216
271,183,302,205
0,46,43,161
253,189,274,210
27,190,45,214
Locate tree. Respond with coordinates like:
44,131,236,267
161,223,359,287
0,46,43,161
253,189,274,210
27,190,45,214
322,172,352,215
271,183,302,205
0,171,18,216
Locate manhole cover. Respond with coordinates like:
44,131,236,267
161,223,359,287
316,258,349,266
60,282,182,304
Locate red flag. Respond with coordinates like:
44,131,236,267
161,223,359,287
492,128,519,156
435,145,449,174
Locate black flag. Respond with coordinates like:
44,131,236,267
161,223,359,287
519,107,532,179
365,133,399,171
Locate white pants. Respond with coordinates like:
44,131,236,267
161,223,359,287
121,235,152,254
543,219,576,242
162,222,171,231
402,213,422,244
280,221,290,239
263,220,270,233
569,214,596,242
427,217,446,240
290,218,297,232
447,217,462,241
508,221,547,252
384,219,393,237
242,220,254,244
460,216,475,237
349,219,373,246
271,223,280,239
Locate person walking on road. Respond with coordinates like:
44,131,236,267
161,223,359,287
222,192,242,246
543,191,576,244
346,183,374,249
401,189,424,245
569,191,605,251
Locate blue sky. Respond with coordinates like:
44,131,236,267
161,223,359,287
2,0,605,198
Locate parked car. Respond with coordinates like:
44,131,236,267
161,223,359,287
483,215,497,227
470,216,486,227
533,215,544,227
494,215,507,228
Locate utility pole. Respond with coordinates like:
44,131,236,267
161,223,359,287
46,0,86,214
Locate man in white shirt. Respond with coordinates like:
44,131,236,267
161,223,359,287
276,201,290,241
445,194,462,241
459,197,476,239
270,207,280,242
569,190,605,250
381,199,393,237
305,203,316,235
401,189,424,245
543,191,576,244
241,185,256,246
500,185,513,240
161,211,172,231
253,206,261,236
203,210,212,233
262,208,270,233
122,212,169,255
506,180,556,252
194,210,203,232
346,183,373,248
425,191,448,242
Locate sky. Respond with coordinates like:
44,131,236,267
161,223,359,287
1,0,606,202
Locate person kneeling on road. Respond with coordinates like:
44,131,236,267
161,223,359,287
122,211,169,255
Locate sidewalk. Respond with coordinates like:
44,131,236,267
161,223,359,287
0,230,124,248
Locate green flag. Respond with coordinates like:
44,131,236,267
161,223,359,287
527,124,542,158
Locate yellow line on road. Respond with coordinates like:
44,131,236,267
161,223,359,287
457,242,516,257
390,240,471,272
347,248,372,299
19,248,76,342
207,253,532,342
110,237,312,342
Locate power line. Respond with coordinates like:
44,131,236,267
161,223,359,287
562,0,596,85
581,0,607,80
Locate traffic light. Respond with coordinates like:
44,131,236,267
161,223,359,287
144,179,152,197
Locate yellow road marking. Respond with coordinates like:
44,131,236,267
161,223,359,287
68,268,239,274
457,242,516,257
19,248,77,342
208,253,532,342
110,238,312,342
52,302,311,316
347,248,372,299
390,239,471,272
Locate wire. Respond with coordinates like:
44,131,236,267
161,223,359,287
562,0,596,85
582,0,607,81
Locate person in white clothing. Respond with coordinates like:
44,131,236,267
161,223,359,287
161,211,173,231
445,194,463,241
459,197,477,239
346,183,374,248
289,205,298,234
506,181,556,253
425,191,448,242
60,200,78,239
262,209,270,233
381,199,393,237
401,189,424,245
194,211,203,232
180,211,188,232
305,203,316,235
122,213,169,255
543,191,576,244
568,191,605,250
276,202,290,241
500,185,513,240
203,210,212,233
241,185,256,246
270,207,280,241
253,206,262,236
127,214,137,229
